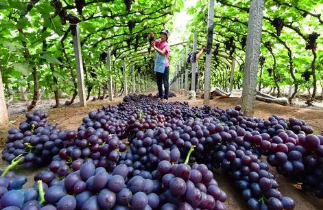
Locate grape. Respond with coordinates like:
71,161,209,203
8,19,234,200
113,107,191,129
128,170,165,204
0,190,24,208
281,196,295,210
268,197,283,210
127,176,145,193
116,188,132,205
92,171,109,192
107,175,125,193
113,164,129,178
147,193,159,208
97,189,116,209
80,162,95,181
45,185,67,204
81,195,100,210
76,191,92,209
131,192,148,210
169,177,186,196
57,195,76,210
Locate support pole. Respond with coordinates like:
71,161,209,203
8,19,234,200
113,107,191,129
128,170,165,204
184,50,189,96
123,58,128,96
132,66,135,93
107,43,113,101
181,73,184,95
0,69,9,129
72,24,86,107
203,0,215,104
242,0,265,116
138,74,141,93
229,57,236,92
178,64,180,91
191,32,198,95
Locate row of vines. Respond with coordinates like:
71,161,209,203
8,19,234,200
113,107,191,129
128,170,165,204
183,0,323,105
0,0,183,111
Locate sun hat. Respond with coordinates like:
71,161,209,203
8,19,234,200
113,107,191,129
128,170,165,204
160,29,170,37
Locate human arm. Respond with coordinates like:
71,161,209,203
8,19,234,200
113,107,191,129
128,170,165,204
196,46,205,60
151,41,168,55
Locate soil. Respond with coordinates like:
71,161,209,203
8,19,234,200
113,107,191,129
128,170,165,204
1,92,323,210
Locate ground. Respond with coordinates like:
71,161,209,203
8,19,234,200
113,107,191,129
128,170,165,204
1,92,323,210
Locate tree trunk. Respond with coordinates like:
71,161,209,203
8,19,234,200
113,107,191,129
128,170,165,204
50,63,60,108
65,68,77,105
102,84,107,99
86,85,93,101
258,65,263,91
307,49,317,106
118,86,124,97
27,67,39,111
97,87,101,99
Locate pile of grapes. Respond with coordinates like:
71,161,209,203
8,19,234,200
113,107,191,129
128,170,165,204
1,94,323,209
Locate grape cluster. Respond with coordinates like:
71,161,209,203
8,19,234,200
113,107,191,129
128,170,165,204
55,132,126,172
156,160,227,210
2,110,73,167
4,93,323,210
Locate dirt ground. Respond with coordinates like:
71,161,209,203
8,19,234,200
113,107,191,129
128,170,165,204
1,92,323,210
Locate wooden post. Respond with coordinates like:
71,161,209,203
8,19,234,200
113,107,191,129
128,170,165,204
72,24,87,107
0,69,9,129
191,32,198,93
106,43,113,101
123,58,128,96
203,0,215,104
132,65,135,93
229,57,236,92
242,0,265,116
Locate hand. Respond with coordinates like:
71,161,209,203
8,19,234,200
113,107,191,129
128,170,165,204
202,46,206,50
150,40,155,47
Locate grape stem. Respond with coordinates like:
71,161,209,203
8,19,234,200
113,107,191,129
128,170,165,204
184,146,196,164
1,155,24,177
38,180,46,205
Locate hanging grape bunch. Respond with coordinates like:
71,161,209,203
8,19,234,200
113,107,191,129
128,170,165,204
305,32,320,51
272,18,284,36
126,38,132,49
302,71,311,81
267,68,273,76
127,21,136,34
75,0,86,16
124,0,133,12
241,36,247,49
264,41,272,51
99,51,108,62
224,37,235,57
259,56,266,68
134,35,140,51
148,32,156,54
213,43,220,62
111,48,117,58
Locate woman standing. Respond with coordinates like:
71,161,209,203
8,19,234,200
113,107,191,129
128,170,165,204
150,29,170,102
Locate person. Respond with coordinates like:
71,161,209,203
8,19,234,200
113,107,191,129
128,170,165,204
150,29,170,102
189,46,205,91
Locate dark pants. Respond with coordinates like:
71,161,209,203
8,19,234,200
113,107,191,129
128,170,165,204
156,67,169,99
